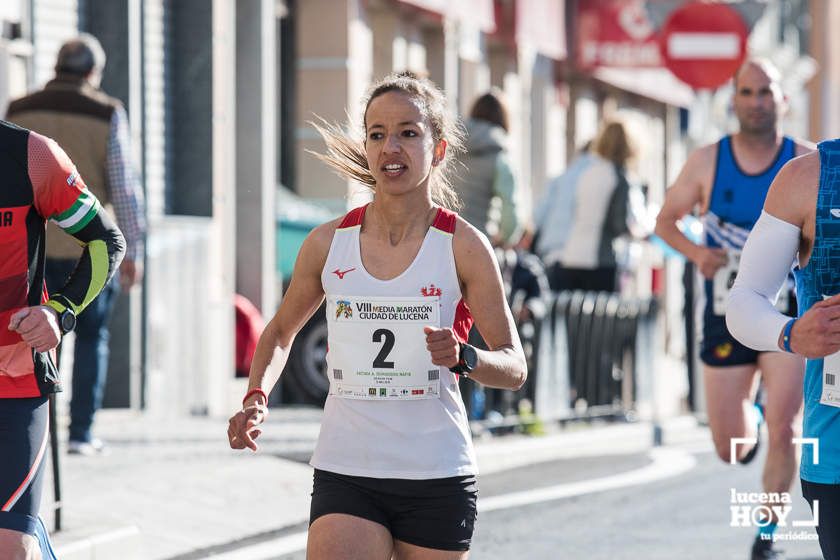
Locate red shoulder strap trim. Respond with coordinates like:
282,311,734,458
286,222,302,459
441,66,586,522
337,204,368,229
431,207,457,234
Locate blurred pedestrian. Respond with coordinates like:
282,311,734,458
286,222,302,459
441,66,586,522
6,33,146,456
0,122,125,560
656,58,812,560
228,72,526,559
532,141,592,290
537,121,636,292
456,89,520,246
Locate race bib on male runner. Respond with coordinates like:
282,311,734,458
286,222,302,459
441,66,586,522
326,295,441,400
713,250,741,316
713,249,789,316
821,295,840,408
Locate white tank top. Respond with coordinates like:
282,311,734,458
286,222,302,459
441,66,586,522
310,204,478,479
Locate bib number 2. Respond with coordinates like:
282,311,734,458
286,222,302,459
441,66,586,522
372,328,395,368
326,294,440,400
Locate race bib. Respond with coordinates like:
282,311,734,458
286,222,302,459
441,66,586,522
326,295,441,400
821,295,840,408
713,250,741,316
712,249,790,315
821,352,840,408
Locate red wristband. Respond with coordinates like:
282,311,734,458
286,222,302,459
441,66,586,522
242,388,268,407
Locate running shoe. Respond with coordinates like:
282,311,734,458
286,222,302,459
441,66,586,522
34,516,58,560
750,535,784,559
68,438,107,456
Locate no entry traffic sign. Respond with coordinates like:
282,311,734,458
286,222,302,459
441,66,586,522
659,1,748,89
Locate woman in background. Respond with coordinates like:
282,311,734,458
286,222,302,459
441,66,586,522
456,89,520,246
540,120,636,292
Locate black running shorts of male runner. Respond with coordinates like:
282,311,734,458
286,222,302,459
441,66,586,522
802,479,840,560
0,397,49,535
700,292,797,368
699,324,760,367
310,468,478,551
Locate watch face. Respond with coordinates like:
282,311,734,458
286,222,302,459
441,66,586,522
61,311,76,333
462,344,478,371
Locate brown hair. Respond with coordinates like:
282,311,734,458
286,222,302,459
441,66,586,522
593,120,635,168
311,72,464,209
469,89,509,132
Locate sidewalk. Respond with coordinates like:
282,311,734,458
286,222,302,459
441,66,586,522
46,407,707,560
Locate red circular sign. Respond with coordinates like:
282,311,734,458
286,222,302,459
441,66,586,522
659,1,748,90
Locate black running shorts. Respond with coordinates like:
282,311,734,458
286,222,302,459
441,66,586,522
802,478,840,560
310,468,478,551
0,397,49,535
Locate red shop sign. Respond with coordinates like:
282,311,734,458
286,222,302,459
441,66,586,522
577,0,662,69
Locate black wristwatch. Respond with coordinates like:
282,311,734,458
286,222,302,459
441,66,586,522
58,307,76,335
57,308,77,335
46,300,76,335
449,342,478,376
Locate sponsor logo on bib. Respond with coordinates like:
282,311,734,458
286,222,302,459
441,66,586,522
335,300,353,319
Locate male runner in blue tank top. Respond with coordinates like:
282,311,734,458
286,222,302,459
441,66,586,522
655,59,813,560
727,137,840,560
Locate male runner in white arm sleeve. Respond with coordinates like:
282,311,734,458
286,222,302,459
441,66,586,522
727,148,840,560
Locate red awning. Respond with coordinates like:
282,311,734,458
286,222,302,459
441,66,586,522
516,0,566,60
593,66,695,107
398,0,496,33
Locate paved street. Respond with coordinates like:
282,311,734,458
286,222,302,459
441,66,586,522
469,447,822,560
52,409,821,560
263,444,822,560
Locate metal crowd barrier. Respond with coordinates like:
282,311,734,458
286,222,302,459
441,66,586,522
463,290,657,431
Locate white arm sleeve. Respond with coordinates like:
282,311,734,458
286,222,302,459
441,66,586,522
726,210,800,352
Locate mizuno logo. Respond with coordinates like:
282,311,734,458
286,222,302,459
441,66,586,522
831,209,840,219
332,267,356,279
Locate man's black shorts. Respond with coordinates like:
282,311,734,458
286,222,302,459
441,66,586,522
802,478,840,560
699,317,760,367
310,468,478,552
0,397,49,535
699,284,797,367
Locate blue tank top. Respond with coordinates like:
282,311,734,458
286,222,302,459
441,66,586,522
793,139,840,484
704,135,796,250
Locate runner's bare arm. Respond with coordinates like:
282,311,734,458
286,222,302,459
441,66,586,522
229,220,336,451
654,145,727,278
451,219,526,390
245,220,337,400
763,151,816,232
